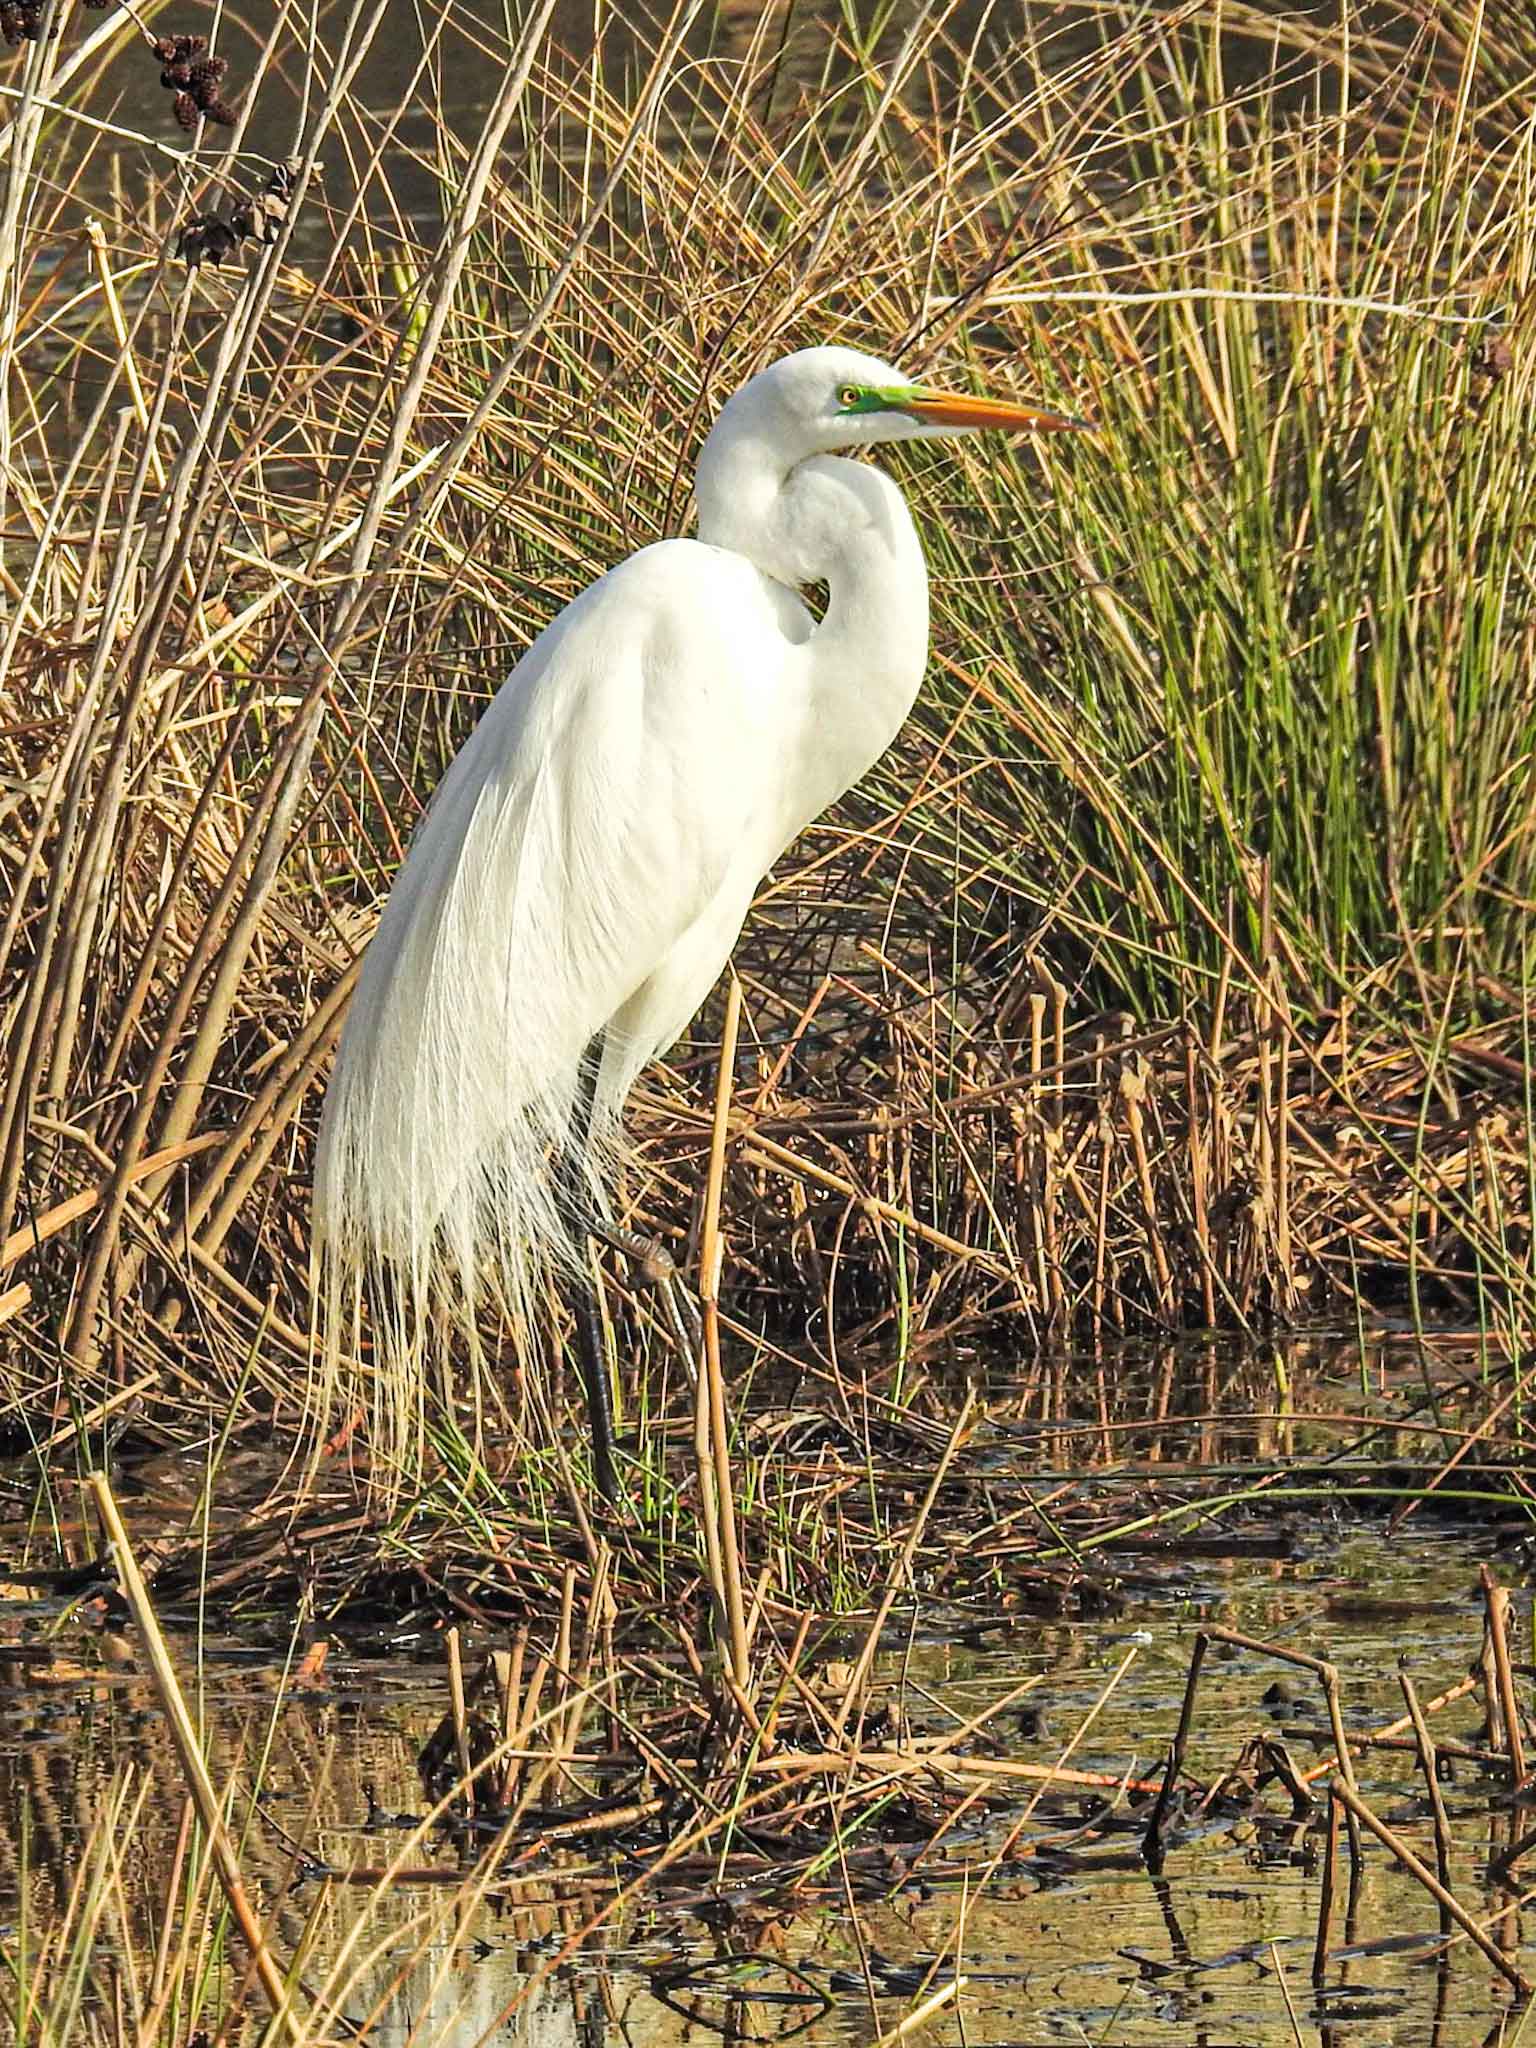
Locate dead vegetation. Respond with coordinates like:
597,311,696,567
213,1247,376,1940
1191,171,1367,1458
0,0,1534,1535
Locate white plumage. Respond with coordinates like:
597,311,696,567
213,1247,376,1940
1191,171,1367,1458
314,345,1084,1487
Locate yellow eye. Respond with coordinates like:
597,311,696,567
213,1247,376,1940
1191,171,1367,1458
839,385,861,407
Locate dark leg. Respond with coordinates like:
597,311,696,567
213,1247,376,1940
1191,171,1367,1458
556,1044,619,1505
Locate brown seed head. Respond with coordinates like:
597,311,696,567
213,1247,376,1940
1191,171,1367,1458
176,211,240,268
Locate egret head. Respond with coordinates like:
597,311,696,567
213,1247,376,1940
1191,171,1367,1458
694,344,1089,586
721,345,1089,461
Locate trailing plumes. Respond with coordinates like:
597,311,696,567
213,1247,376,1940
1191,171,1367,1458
313,615,637,1485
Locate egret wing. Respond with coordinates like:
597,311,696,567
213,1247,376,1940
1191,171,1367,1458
315,539,798,1302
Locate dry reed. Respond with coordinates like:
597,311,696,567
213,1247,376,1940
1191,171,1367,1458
0,0,1533,1548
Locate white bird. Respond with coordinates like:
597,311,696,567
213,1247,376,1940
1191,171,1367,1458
315,344,1086,1498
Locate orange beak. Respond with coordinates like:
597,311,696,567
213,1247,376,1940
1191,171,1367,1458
895,387,1091,433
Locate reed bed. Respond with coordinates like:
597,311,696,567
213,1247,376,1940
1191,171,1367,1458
4,1479,1533,2041
1,0,1534,1539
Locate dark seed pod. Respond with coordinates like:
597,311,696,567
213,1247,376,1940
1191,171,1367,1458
1474,334,1515,380
228,158,299,247
151,34,178,60
200,95,236,126
160,63,190,87
176,211,240,268
187,54,228,86
172,89,198,130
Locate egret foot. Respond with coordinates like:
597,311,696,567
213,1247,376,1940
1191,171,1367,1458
591,1221,702,1381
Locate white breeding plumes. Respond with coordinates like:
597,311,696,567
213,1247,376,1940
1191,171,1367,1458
314,344,1086,1492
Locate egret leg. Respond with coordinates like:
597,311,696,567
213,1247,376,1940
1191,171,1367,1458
556,1052,620,1505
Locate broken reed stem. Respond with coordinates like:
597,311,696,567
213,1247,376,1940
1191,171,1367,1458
1204,1625,1359,1866
1330,1778,1533,1995
1046,976,1066,1320
1481,1565,1527,1784
1480,1612,1509,1760
1119,1058,1173,1311
1027,990,1049,1312
560,1551,610,1776
1271,1941,1306,2048
445,1628,474,1812
1205,1626,1357,1792
1312,1787,1339,1982
496,1630,527,1806
505,1654,550,1814
697,971,750,1695
1147,1628,1207,1861
87,1472,302,2040
691,1324,728,1674
1300,1670,1477,1784
1296,1727,1505,1770
870,1976,966,2048
1185,1033,1217,1325
1399,1669,1453,1936
531,1564,577,1807
746,1748,1164,1792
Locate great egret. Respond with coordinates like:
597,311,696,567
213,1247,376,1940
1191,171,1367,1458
315,345,1085,1498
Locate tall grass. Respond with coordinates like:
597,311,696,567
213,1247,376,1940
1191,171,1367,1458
1,0,1533,1497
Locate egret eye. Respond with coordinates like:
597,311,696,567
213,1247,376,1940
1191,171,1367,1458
839,385,861,408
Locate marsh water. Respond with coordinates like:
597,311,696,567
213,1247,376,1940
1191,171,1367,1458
3,1331,1531,2047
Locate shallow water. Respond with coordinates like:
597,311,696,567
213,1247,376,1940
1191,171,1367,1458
3,1404,1530,2047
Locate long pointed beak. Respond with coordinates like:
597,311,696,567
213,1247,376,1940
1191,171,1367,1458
895,387,1091,433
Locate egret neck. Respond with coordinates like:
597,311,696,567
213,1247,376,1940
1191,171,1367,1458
695,433,930,833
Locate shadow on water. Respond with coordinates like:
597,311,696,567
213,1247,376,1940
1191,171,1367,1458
2,1331,1531,2046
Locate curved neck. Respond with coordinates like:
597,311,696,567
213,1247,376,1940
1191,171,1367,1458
696,433,930,807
